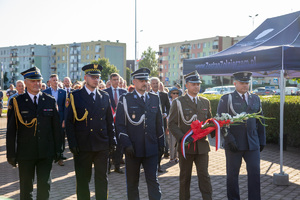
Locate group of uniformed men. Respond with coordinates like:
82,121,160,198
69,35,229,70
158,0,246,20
6,63,265,200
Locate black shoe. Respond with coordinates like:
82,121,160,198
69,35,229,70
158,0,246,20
164,153,169,158
61,155,67,160
114,168,124,174
158,167,164,173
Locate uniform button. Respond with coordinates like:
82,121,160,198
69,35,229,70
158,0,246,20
145,125,147,127
100,129,103,131
38,137,40,139
91,129,93,132
90,118,93,120
145,111,147,113
145,132,147,134
102,108,104,110
100,118,102,120
145,118,147,120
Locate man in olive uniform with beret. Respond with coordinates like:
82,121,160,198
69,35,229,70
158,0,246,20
217,71,266,200
6,66,62,200
115,68,165,200
65,64,116,200
168,70,213,200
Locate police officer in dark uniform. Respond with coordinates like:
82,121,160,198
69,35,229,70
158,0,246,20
217,71,266,200
65,64,116,200
115,68,165,200
6,66,62,200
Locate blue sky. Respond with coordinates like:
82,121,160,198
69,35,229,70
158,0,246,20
0,0,298,59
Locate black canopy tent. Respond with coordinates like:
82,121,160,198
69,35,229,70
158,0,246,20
183,11,300,77
183,11,300,185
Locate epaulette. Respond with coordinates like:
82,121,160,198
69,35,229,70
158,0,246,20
148,92,158,96
99,89,109,95
42,92,55,100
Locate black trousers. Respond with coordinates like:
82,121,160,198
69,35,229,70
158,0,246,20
125,154,161,200
18,157,53,200
74,150,109,200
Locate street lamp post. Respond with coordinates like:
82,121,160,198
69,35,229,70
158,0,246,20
249,14,259,30
65,45,69,77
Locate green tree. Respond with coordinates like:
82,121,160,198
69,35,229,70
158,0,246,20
126,67,132,85
292,78,300,83
138,47,159,77
91,58,119,82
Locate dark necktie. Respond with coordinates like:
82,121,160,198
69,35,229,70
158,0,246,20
90,93,95,102
67,88,69,94
141,95,145,103
193,97,196,105
34,96,38,108
242,94,247,104
114,89,118,106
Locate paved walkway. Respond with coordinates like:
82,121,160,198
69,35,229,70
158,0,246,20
0,115,299,199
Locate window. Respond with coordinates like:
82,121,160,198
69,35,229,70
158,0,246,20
173,47,176,51
193,44,196,49
86,54,89,59
57,48,60,53
168,64,170,69
173,55,175,60
62,48,65,53
173,64,175,69
203,43,206,48
203,52,206,57
164,65,167,69
169,47,171,52
192,54,195,58
197,53,200,57
198,43,201,49
62,56,65,61
57,56,60,61
86,46,89,51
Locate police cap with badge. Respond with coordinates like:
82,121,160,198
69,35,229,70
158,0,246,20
233,71,252,83
184,70,202,83
131,68,150,80
21,66,43,80
82,64,103,76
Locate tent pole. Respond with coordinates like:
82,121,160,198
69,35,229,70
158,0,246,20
273,46,289,185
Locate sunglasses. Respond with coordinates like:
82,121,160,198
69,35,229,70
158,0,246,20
172,92,179,95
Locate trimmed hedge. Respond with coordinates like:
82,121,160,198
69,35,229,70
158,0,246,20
200,94,300,147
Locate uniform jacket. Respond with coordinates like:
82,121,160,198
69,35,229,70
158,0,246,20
115,90,165,157
168,94,212,154
104,87,127,110
217,90,266,150
150,90,170,129
6,92,62,160
43,87,66,123
65,88,116,152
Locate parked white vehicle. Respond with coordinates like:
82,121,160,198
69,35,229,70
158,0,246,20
203,86,235,94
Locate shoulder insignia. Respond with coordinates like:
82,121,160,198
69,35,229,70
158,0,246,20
65,97,70,108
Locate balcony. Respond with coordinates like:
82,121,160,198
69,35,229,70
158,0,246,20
31,59,35,64
31,52,35,56
159,60,163,64
10,52,18,57
180,48,190,53
52,52,56,56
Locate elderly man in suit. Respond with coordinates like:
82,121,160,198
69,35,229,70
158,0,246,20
104,73,127,174
6,67,61,200
65,64,116,200
115,68,165,200
217,71,266,200
168,70,213,200
150,77,170,172
44,74,67,166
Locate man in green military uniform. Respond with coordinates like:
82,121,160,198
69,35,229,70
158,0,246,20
6,66,62,200
168,70,213,200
